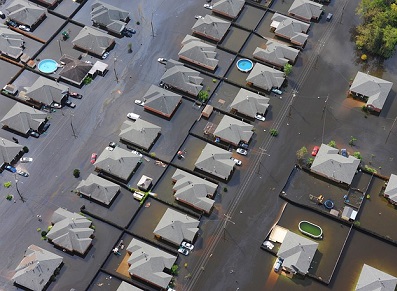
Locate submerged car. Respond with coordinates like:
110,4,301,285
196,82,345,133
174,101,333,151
90,153,97,164
158,58,167,64
18,25,30,32
5,165,17,173
17,170,29,177
181,242,194,250
236,148,248,156
195,15,204,19
204,3,213,9
69,92,82,99
255,114,266,121
127,113,140,120
178,247,189,256
340,148,348,157
65,100,76,108
102,52,109,59
326,13,333,21
230,157,242,166
134,100,145,106
271,88,283,95
20,157,33,163
30,131,40,138
51,102,62,109
238,142,249,149
311,146,320,156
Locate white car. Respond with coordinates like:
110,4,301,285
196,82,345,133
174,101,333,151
195,15,204,19
255,114,266,121
127,113,140,120
131,150,143,157
105,146,114,151
236,148,248,156
157,58,167,64
181,242,194,250
102,52,109,59
17,169,29,177
204,4,213,9
230,157,242,166
134,100,145,106
20,157,33,163
51,102,62,109
178,247,189,256
18,25,30,32
271,88,283,95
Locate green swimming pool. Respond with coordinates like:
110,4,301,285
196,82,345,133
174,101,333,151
299,221,323,239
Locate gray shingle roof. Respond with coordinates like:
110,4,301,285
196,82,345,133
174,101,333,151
271,13,310,45
350,72,393,112
253,39,299,67
277,231,318,275
127,238,176,289
214,115,254,145
0,24,24,59
153,208,200,245
72,26,115,57
213,0,245,18
311,144,360,185
46,208,94,255
288,0,323,21
1,102,47,134
172,169,217,213
161,60,203,96
0,137,23,166
94,146,142,181
384,174,397,204
25,76,69,106
59,56,93,86
119,119,161,151
76,174,120,205
117,281,144,291
143,85,182,118
91,1,129,34
179,35,218,70
230,88,270,118
192,15,231,42
246,63,285,91
6,0,45,27
12,245,63,291
195,143,235,180
355,264,397,291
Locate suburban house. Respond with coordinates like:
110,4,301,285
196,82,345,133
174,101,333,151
12,245,63,291
32,0,60,8
76,173,120,206
24,76,69,108
1,102,47,136
88,60,109,78
91,1,130,35
230,88,270,118
384,174,397,205
46,208,94,255
288,0,323,22
59,55,93,87
143,85,182,119
6,0,46,30
253,39,299,68
72,26,115,58
160,60,203,97
212,0,245,19
246,63,285,91
349,71,393,113
277,231,318,276
94,146,142,181
117,281,144,291
0,24,24,60
271,13,310,46
0,137,23,171
127,238,177,289
214,115,254,146
153,208,200,245
195,143,235,180
179,35,219,71
311,144,360,185
192,15,231,42
119,119,161,151
355,264,397,291
172,169,217,214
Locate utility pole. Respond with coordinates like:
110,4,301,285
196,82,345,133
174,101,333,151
57,40,63,57
385,116,397,144
151,12,155,37
289,89,298,117
14,175,26,203
113,57,119,83
223,214,235,241
71,118,77,138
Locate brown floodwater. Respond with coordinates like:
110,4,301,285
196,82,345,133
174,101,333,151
235,5,265,31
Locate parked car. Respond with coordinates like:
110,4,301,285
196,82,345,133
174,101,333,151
65,100,76,108
195,15,204,19
123,30,133,37
274,257,284,272
30,131,40,138
255,114,266,121
178,247,189,256
20,157,33,163
236,148,248,156
134,100,145,106
18,25,30,32
125,27,136,34
131,150,143,157
238,142,249,149
42,122,51,133
158,58,167,64
109,142,117,148
230,157,242,166
326,13,333,21
0,11,5,19
5,165,17,173
181,242,194,250
17,169,29,177
341,148,348,157
51,102,62,109
127,113,140,121
102,52,109,59
271,88,283,95
311,146,320,156
105,146,114,151
204,3,213,9
69,92,82,99
7,20,17,28
90,153,97,164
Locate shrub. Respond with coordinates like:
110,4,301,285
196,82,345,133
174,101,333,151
150,152,156,158
73,169,80,178
136,21,140,25
349,136,357,146
212,79,217,83
306,157,314,166
361,54,367,61
37,228,41,232
353,152,362,160
198,90,209,102
223,187,228,192
270,129,278,137
83,77,92,85
4,181,12,188
171,264,179,275
41,230,47,237
361,105,368,113
296,146,307,161
284,63,293,75
364,165,377,173
23,146,29,153
6,194,13,201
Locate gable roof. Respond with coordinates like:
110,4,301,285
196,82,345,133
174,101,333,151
172,169,217,213
311,144,360,185
350,72,393,111
253,39,299,67
59,55,93,86
214,115,254,145
271,13,310,45
72,26,115,57
6,0,46,27
143,85,182,118
192,15,231,42
355,264,397,291
230,88,270,118
91,1,129,34
119,119,161,151
0,137,23,166
1,102,47,134
179,35,219,70
288,0,323,21
94,146,142,181
153,208,200,245
25,76,69,105
0,24,24,59
76,174,120,205
277,231,318,275
117,281,144,291
384,174,397,204
246,63,285,90
127,238,177,289
213,0,245,18
12,245,63,291
195,143,235,180
160,60,203,96
46,208,93,255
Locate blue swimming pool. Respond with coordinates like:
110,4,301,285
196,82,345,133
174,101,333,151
237,59,253,72
38,59,58,74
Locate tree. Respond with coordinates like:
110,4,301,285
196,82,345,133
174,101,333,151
296,146,308,161
23,146,29,153
73,169,80,178
198,90,209,102
284,63,293,75
270,129,279,137
349,136,357,146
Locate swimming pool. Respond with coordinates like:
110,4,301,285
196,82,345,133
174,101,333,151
38,59,58,74
236,59,253,72
299,220,323,239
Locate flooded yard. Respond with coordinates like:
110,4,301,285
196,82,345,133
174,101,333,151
220,27,251,53
235,5,265,31
171,135,209,173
